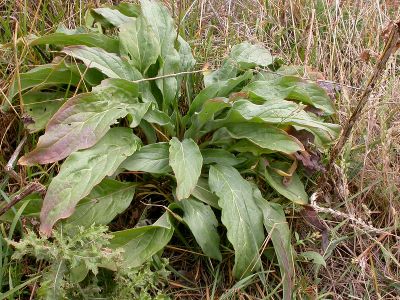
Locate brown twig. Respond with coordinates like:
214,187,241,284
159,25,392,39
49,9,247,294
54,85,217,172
0,182,46,217
326,19,400,174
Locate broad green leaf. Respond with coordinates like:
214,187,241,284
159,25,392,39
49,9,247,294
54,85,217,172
244,77,335,115
242,80,291,102
205,42,273,86
39,127,140,236
64,179,136,227
177,35,196,72
186,71,253,121
201,148,244,166
300,251,326,267
8,64,81,100
30,32,119,54
143,108,175,135
127,102,152,127
185,97,231,139
208,165,264,279
141,0,180,107
116,3,141,17
264,162,308,205
119,16,160,73
109,213,173,267
21,91,68,133
91,7,132,27
63,46,142,80
253,189,295,300
169,138,203,200
223,100,340,145
192,178,220,209
19,79,139,165
121,142,172,174
180,198,221,261
223,122,304,154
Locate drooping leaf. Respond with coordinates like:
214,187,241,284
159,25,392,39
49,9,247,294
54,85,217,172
64,179,136,227
221,100,341,145
244,77,335,115
29,32,120,54
121,142,172,174
21,91,68,133
205,42,273,86
39,127,140,236
19,78,139,165
91,7,132,27
119,16,160,73
109,212,173,267
179,198,221,261
63,46,142,80
264,162,308,205
201,148,245,166
223,122,305,154
8,63,81,100
253,189,295,300
169,138,203,200
208,164,264,279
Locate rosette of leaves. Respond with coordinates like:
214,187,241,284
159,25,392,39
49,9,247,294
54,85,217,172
5,0,340,298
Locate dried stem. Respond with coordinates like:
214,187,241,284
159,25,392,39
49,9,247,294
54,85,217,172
0,182,46,217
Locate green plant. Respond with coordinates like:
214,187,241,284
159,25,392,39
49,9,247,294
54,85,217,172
3,0,340,298
8,225,170,299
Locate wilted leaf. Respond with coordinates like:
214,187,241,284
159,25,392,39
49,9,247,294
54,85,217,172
253,189,295,300
65,179,136,227
109,212,173,267
19,79,139,165
121,142,171,174
39,127,140,236
180,198,221,260
209,164,264,279
169,138,203,200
